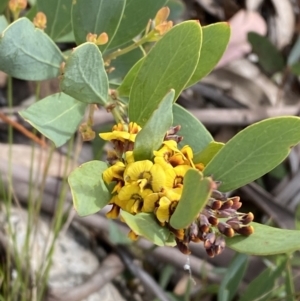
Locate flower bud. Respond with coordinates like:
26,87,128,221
33,12,47,30
235,225,254,236
218,222,235,237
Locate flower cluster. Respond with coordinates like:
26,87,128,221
100,122,254,257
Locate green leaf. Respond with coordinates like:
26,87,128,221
68,160,111,216
71,0,125,51
120,211,176,247
0,18,64,80
187,22,230,87
170,170,212,229
129,20,202,126
25,4,37,20
108,46,145,85
19,93,87,147
117,58,143,97
226,222,300,255
108,220,132,245
60,42,109,105
193,141,224,165
108,0,167,49
218,254,248,301
173,104,213,154
0,15,8,33
37,0,72,40
134,90,174,161
0,0,8,14
248,32,285,74
204,117,300,192
239,257,287,301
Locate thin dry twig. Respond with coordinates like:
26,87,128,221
116,246,172,301
46,253,124,301
0,111,47,147
92,106,300,127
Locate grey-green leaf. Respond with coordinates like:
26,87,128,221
129,21,202,126
133,89,174,161
173,104,213,154
121,211,176,247
19,93,87,147
108,0,167,49
0,15,8,33
204,117,300,192
37,0,72,40
187,22,230,87
117,58,143,97
193,141,224,165
108,46,145,86
60,42,109,105
170,170,212,230
68,161,111,216
226,222,300,255
0,17,64,80
71,0,125,51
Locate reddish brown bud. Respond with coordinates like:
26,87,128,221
208,216,218,226
220,200,233,210
231,197,242,210
235,225,254,236
177,241,191,255
211,190,227,201
206,248,215,258
189,222,199,241
241,212,254,225
218,222,235,237
211,200,222,210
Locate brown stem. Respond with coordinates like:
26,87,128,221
0,111,47,148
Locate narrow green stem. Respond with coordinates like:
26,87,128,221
5,75,13,301
104,31,156,61
36,138,74,301
285,257,295,301
88,104,95,126
22,82,41,301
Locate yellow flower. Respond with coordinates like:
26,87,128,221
154,140,181,169
124,160,165,192
106,204,120,219
180,145,195,167
143,187,182,217
125,151,135,164
99,122,141,142
103,161,125,184
142,192,160,213
155,189,180,225
195,162,205,171
118,185,153,214
165,165,191,188
128,230,139,241
154,141,195,168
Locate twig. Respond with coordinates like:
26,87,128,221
241,183,295,229
0,111,47,147
115,246,172,301
46,253,124,301
92,106,300,127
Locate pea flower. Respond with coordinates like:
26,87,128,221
100,122,254,257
